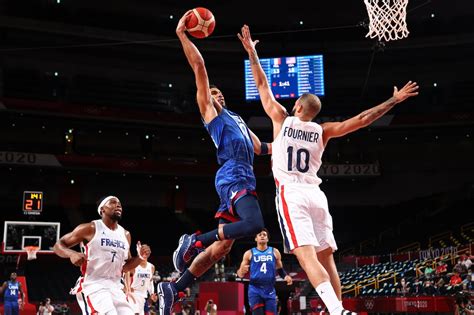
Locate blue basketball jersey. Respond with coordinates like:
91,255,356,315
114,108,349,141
204,108,254,166
250,247,276,286
203,108,257,215
4,280,20,302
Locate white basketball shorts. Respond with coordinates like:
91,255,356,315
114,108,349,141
129,292,147,315
275,182,337,254
77,287,134,315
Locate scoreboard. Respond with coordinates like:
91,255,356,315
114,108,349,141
23,191,43,215
245,54,325,101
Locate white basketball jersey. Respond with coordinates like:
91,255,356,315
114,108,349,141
80,219,129,295
131,262,154,297
272,117,324,185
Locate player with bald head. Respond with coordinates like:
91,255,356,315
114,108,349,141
239,24,418,315
291,93,321,118
54,196,151,315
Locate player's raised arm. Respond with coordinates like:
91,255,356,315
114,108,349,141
238,25,287,125
322,81,419,146
122,235,151,273
176,11,218,124
236,250,252,278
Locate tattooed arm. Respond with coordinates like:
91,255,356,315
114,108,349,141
322,81,419,146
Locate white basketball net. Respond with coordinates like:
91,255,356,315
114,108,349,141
364,0,409,42
24,246,39,260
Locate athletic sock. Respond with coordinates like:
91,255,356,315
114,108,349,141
315,281,344,314
196,229,220,247
175,269,197,292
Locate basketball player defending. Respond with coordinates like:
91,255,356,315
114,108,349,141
129,246,157,315
158,12,270,315
0,272,25,315
237,229,293,315
238,25,418,315
53,196,151,315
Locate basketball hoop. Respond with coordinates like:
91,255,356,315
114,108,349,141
364,0,409,42
23,246,39,260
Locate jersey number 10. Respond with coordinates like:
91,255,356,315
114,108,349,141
287,146,310,173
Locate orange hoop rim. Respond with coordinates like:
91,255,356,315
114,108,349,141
23,246,40,251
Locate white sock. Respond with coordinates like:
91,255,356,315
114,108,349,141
315,281,344,314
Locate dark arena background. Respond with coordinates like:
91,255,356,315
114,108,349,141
0,0,473,314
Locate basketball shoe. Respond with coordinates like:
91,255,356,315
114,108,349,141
173,233,203,273
157,282,185,315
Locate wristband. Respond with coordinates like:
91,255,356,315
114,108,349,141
277,268,287,278
261,142,269,155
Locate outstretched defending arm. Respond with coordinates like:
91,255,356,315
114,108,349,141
176,11,218,124
238,25,287,126
322,81,419,146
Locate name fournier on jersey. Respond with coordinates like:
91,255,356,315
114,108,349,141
283,126,320,143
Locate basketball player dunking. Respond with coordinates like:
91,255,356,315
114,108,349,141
158,12,271,315
237,229,292,315
238,25,418,315
54,196,151,315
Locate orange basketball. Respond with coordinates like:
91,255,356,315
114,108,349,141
185,7,216,39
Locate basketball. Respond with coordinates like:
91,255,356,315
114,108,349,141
185,7,215,39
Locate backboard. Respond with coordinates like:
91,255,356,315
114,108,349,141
2,221,60,254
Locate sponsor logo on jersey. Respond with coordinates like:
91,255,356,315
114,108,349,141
100,238,126,249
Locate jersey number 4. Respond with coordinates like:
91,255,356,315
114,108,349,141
260,262,267,274
287,146,310,173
